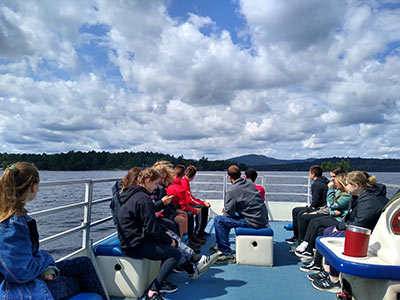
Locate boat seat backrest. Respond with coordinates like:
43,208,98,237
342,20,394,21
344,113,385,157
369,191,400,265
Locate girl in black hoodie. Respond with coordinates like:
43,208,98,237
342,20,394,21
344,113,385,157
117,168,181,300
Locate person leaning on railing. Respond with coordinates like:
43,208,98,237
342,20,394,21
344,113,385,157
0,162,107,300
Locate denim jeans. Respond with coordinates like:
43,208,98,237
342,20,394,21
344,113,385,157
214,215,249,255
46,256,107,300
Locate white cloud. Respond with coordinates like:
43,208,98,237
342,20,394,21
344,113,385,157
0,0,400,160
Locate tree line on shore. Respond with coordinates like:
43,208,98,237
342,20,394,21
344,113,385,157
1,151,399,172
0,151,247,171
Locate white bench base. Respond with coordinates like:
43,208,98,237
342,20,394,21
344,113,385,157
96,255,160,298
235,235,273,267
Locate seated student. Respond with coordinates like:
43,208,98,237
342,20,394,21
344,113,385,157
166,165,204,251
211,165,269,264
152,161,189,239
0,162,107,300
310,171,389,293
181,165,211,237
286,165,329,245
295,173,351,262
244,169,265,200
117,168,217,300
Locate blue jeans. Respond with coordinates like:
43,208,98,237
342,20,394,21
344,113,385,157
214,215,249,255
46,256,107,300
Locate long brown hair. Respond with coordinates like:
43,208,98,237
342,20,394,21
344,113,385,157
121,167,142,191
0,162,39,222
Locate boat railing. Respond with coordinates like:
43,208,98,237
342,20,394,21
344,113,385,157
29,175,400,261
30,178,120,260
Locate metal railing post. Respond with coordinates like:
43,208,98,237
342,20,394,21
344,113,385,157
307,177,311,204
82,180,93,250
223,174,227,201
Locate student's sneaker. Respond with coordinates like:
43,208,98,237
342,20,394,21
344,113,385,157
295,241,309,252
145,292,164,300
307,270,329,281
159,280,178,294
299,261,323,273
197,230,211,238
295,249,314,259
209,245,219,253
285,236,297,244
190,253,219,280
311,277,341,293
215,253,236,264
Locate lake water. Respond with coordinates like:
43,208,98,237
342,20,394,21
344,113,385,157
8,170,400,259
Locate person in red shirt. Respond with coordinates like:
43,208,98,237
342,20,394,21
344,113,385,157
182,165,211,238
166,165,204,251
244,169,265,200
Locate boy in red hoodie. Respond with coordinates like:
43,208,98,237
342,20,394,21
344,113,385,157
166,165,204,251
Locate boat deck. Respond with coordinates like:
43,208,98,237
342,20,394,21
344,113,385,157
111,221,333,300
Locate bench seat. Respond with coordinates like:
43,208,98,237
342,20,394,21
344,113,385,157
235,226,274,267
93,234,160,299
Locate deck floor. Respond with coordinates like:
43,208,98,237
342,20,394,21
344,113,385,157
112,221,334,300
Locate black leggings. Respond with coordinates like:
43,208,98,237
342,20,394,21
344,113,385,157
298,213,326,241
125,241,181,292
194,205,209,235
304,215,339,250
292,206,311,238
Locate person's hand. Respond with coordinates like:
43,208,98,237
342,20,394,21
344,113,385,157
196,208,201,214
204,201,211,208
44,274,55,281
328,182,335,188
171,239,176,247
162,195,173,205
334,210,341,216
306,203,311,208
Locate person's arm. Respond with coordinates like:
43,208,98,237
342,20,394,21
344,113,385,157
0,220,55,283
140,200,173,245
223,191,236,217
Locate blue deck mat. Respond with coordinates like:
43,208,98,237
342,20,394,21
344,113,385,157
111,221,333,300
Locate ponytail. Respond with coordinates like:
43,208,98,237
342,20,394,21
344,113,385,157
0,162,39,222
122,167,142,191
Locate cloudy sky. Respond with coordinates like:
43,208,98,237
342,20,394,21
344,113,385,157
1,0,400,160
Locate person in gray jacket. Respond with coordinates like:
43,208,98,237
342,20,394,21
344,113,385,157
211,165,269,264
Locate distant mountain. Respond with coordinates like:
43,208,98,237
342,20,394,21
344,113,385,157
227,154,314,166
226,154,400,172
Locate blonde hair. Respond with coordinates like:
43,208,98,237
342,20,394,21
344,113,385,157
152,161,174,186
0,162,39,222
346,171,376,189
334,173,348,202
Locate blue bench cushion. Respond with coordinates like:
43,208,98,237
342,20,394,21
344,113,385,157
68,293,103,300
92,234,124,256
235,227,274,236
284,223,293,231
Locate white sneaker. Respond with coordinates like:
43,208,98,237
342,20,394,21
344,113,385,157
190,253,218,280
295,241,309,252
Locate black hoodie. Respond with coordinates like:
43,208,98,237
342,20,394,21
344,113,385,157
117,185,172,252
337,183,389,231
310,176,330,208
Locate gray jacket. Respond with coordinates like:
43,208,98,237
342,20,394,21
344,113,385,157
224,177,269,228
